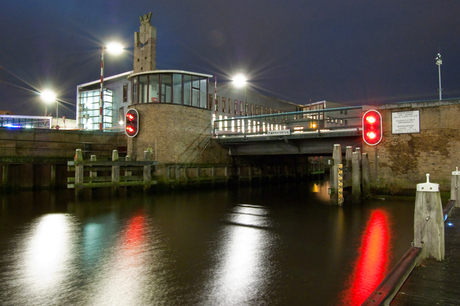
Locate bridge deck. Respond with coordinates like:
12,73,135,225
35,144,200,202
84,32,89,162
390,207,460,305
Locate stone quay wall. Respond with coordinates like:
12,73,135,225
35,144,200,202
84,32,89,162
0,129,126,189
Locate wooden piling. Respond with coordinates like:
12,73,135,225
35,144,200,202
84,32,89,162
112,150,120,195
75,149,83,197
414,174,445,261
345,146,353,168
330,144,342,205
451,167,460,208
362,153,370,197
351,151,361,203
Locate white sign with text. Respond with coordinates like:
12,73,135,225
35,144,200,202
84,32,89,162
392,110,420,134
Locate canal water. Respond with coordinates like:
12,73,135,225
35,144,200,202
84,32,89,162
0,180,415,305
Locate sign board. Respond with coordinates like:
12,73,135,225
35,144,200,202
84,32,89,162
392,110,420,134
268,129,290,136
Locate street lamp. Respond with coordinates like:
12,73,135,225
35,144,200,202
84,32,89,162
232,74,248,116
99,42,124,130
40,89,56,117
436,53,442,101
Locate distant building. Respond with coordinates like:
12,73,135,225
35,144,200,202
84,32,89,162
0,110,13,115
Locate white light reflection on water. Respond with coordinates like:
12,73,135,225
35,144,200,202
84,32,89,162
202,204,276,305
12,214,79,305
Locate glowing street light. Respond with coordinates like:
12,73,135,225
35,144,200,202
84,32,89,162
232,74,248,117
99,42,124,130
40,89,57,117
232,74,247,88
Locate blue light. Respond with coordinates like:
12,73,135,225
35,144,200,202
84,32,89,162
5,124,21,129
448,223,454,227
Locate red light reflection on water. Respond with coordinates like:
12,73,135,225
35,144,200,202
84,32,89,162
341,209,392,305
122,213,146,255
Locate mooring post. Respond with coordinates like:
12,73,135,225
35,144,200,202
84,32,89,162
74,149,84,197
330,144,343,205
451,167,460,208
345,146,353,168
362,153,370,198
125,155,132,178
355,147,361,165
414,174,445,261
90,155,97,183
112,150,120,195
351,151,361,203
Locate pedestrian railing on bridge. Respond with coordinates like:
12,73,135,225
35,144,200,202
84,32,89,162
212,106,363,138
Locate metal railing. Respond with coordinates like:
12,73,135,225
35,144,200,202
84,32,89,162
212,106,363,138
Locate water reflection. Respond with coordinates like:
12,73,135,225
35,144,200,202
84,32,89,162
84,210,172,305
11,214,80,305
202,204,276,305
341,209,392,305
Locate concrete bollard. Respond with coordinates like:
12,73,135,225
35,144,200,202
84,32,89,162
414,174,445,261
351,151,361,203
451,167,460,208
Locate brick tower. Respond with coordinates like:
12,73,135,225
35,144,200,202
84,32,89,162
134,12,157,73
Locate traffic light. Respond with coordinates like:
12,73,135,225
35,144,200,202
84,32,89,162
125,109,139,137
362,110,382,145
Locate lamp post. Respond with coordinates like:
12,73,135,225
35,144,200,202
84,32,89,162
99,42,123,130
436,53,442,101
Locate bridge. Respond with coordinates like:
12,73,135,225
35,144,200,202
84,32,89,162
213,106,364,155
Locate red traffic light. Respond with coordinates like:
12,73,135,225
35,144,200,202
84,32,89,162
362,110,382,145
125,109,139,137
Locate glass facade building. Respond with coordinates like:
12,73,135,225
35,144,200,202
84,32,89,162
129,70,211,109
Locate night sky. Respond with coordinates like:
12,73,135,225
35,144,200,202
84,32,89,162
1,0,459,118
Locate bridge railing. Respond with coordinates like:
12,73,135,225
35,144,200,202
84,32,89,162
212,106,363,138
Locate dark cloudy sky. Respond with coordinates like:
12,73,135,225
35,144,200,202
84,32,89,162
1,0,459,118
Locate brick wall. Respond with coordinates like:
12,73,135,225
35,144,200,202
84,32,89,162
363,101,460,192
128,103,231,165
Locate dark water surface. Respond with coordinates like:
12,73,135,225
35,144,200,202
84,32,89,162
0,181,415,305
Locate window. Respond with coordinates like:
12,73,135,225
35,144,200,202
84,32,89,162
216,96,220,112
119,107,124,123
209,94,213,110
245,103,249,115
255,105,259,115
228,99,232,113
183,75,191,106
234,101,238,115
149,74,160,102
222,97,226,113
172,74,182,104
191,76,200,107
161,74,172,103
123,85,128,103
139,75,148,103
